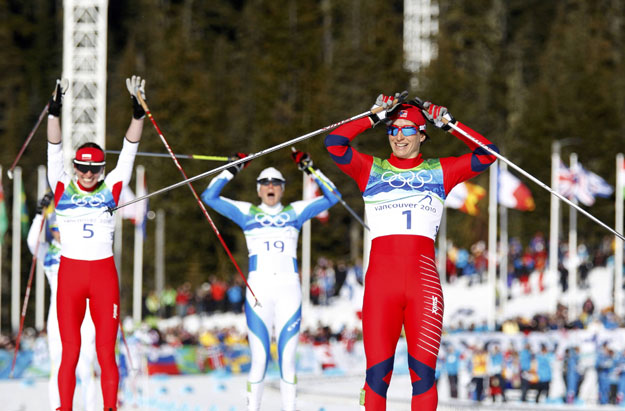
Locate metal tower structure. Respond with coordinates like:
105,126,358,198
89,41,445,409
62,0,108,161
404,0,439,73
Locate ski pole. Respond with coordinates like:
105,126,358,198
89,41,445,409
307,166,370,230
290,147,369,230
10,215,46,378
8,79,69,179
105,150,229,162
8,104,49,179
108,102,397,214
134,92,261,306
412,100,624,241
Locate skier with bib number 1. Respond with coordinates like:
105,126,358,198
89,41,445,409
324,92,498,410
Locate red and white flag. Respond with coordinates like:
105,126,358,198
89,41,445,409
498,167,535,211
303,174,329,222
446,181,486,216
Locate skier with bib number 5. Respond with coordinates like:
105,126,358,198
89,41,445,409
324,92,498,410
46,75,146,411
201,152,340,411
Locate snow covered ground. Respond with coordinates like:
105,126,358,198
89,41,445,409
2,371,622,411
2,265,618,410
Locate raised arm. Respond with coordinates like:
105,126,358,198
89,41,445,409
106,76,146,191
290,150,340,225
415,99,499,194
46,80,67,193
324,93,405,192
324,117,374,192
201,169,251,229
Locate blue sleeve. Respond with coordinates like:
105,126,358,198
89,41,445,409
201,171,250,229
292,170,340,227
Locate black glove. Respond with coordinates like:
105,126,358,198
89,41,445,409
126,75,146,119
36,192,54,215
227,153,251,176
48,80,66,117
411,97,455,131
291,150,314,174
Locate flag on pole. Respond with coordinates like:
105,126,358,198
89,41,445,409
446,181,486,216
581,164,613,199
303,174,329,222
558,160,613,206
0,176,7,244
498,167,535,211
20,186,29,236
557,160,576,199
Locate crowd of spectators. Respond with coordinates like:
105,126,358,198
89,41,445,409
135,231,617,322
437,335,625,405
443,232,615,293
143,276,246,319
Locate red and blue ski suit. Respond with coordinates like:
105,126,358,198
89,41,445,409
325,117,497,410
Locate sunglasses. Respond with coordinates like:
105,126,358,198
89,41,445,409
387,125,419,136
74,163,104,174
258,178,284,186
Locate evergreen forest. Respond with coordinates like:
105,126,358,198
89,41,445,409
1,0,624,321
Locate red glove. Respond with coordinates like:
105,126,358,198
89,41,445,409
291,150,313,172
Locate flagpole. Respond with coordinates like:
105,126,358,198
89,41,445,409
499,162,509,321
35,166,46,330
615,153,624,317
133,166,145,324
568,153,578,321
550,142,561,302
487,162,498,331
11,167,22,333
155,209,165,305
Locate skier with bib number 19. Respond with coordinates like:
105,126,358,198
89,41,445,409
201,151,340,411
324,92,498,410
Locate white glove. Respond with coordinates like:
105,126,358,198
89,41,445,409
126,75,146,100
126,75,146,119
369,91,407,127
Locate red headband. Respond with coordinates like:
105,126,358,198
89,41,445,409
74,147,105,165
389,104,427,130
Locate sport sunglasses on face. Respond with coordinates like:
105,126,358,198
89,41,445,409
74,163,104,174
387,125,419,136
258,178,284,186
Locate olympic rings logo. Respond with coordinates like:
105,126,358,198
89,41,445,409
380,170,433,189
71,193,106,207
254,212,291,227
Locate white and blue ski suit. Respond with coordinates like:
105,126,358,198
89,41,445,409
201,168,340,410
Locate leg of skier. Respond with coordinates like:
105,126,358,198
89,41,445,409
360,247,404,410
245,282,274,411
274,277,302,411
87,258,120,411
76,305,97,411
404,252,443,411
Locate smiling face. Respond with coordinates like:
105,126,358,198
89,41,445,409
258,181,284,207
388,118,427,159
74,166,103,189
